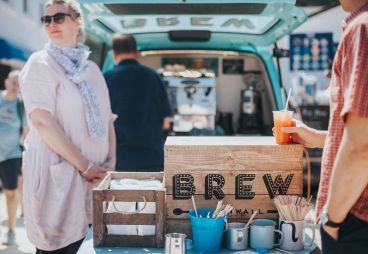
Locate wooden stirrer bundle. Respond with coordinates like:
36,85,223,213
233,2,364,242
212,200,233,218
273,195,312,221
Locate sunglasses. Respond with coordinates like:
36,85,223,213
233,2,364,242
41,12,71,26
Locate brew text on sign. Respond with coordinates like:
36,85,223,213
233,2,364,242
173,173,294,200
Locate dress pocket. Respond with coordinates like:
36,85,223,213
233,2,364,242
22,151,42,196
44,160,86,233
50,160,76,191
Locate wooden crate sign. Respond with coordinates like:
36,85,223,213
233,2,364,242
164,137,304,224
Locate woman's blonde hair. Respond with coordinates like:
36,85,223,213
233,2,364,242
44,0,86,42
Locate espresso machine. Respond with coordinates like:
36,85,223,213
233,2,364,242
162,69,216,134
238,71,263,134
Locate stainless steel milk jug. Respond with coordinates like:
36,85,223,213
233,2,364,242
165,233,187,254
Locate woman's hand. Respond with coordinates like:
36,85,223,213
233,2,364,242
281,120,327,148
82,165,107,182
101,158,116,171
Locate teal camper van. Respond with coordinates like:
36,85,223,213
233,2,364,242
80,0,308,136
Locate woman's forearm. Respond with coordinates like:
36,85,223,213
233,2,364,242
314,130,328,148
326,138,368,223
163,117,171,130
107,119,116,165
30,110,88,172
326,113,368,223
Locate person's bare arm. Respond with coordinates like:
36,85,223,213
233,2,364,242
30,109,106,180
102,119,116,171
163,117,171,130
21,127,29,140
282,120,328,148
20,127,29,147
323,113,368,238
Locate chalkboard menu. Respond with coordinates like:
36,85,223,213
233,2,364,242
300,105,330,131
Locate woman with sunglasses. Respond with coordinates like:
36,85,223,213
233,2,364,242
19,0,116,253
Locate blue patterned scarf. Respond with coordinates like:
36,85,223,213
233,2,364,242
46,42,105,139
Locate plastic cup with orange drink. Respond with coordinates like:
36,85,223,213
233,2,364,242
272,111,295,145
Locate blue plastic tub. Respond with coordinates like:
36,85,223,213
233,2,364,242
188,208,227,252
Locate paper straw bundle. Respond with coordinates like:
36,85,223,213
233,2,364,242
273,195,312,221
212,200,233,218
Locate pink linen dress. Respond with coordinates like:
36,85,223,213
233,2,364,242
19,50,114,251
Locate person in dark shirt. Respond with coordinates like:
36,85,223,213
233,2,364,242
104,34,171,172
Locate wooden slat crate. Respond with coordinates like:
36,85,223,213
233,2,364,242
93,172,166,247
164,137,304,236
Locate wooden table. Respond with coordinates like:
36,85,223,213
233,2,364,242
77,229,320,254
